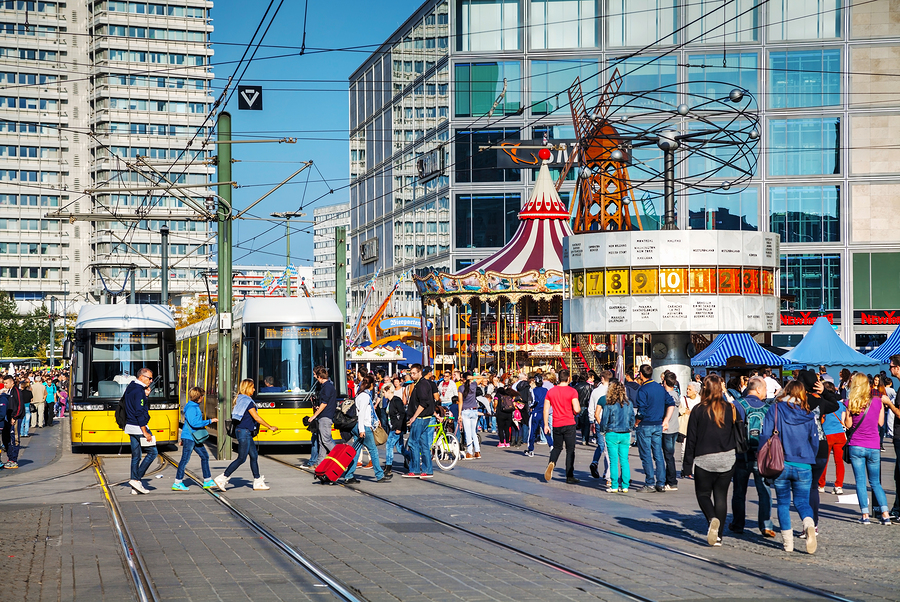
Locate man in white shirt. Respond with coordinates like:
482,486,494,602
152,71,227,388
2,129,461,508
763,368,782,400
438,371,458,407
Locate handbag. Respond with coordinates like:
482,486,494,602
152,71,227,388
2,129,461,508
757,403,785,478
369,394,388,445
731,405,748,455
185,412,209,444
842,404,869,463
225,419,237,438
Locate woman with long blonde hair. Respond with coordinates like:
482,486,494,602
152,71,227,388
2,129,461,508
759,381,819,553
214,378,279,492
843,373,891,525
682,374,737,547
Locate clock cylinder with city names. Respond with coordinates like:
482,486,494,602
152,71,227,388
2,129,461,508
562,230,781,334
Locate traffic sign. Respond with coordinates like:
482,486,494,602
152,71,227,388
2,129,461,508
238,85,263,110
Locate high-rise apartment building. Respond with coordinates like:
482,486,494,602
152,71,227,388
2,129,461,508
0,0,214,312
313,201,350,314
349,0,900,350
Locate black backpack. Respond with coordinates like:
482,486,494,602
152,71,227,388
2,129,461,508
114,392,127,430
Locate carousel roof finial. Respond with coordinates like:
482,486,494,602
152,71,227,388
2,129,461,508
518,148,571,220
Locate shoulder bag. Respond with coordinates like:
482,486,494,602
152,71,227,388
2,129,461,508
370,393,388,445
842,404,870,464
185,411,209,444
757,403,785,478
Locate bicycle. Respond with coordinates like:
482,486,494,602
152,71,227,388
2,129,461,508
429,416,460,471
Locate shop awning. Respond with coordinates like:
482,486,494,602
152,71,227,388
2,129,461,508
691,333,789,367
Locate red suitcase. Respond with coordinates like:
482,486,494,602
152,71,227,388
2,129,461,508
314,443,358,484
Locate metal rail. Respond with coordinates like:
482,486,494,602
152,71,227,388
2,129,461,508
91,456,160,602
265,455,650,602
158,453,364,602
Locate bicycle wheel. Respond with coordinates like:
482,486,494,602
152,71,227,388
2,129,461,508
432,434,460,470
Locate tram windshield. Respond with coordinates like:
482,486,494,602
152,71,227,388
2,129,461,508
257,325,336,395
89,332,164,398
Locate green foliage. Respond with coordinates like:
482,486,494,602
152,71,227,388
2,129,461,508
0,292,57,359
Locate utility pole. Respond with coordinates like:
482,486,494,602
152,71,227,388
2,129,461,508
270,210,305,296
160,223,169,304
335,226,347,324
48,297,56,368
217,111,233,461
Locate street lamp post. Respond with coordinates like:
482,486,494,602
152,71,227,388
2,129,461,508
270,211,305,297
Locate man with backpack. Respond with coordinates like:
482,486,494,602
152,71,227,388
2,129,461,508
121,368,157,494
572,373,594,445
730,376,775,537
309,366,337,468
1,375,20,468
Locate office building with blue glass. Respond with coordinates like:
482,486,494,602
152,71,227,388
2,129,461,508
348,0,900,350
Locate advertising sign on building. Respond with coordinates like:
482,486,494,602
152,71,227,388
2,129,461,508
854,310,900,326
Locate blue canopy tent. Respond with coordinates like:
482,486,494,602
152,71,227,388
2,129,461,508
393,342,423,367
691,333,789,367
867,324,900,363
783,317,881,366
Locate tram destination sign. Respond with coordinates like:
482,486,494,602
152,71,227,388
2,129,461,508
264,327,327,339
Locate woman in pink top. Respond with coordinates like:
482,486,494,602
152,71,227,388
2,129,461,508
843,373,891,524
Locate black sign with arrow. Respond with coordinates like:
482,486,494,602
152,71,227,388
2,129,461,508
238,85,263,110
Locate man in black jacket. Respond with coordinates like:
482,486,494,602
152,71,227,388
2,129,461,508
405,364,435,478
309,366,337,467
572,373,594,445
123,368,157,494
1,375,19,469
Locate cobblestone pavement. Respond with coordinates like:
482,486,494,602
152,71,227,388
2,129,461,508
2,419,897,601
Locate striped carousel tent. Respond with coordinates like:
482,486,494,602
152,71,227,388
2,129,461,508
459,156,574,277
691,333,789,367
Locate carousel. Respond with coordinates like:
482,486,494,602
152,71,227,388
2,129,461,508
415,150,593,373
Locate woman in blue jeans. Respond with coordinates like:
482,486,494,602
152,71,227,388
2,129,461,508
173,386,218,490
843,373,892,525
759,381,819,553
214,379,278,492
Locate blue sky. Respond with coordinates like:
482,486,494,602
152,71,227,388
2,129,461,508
210,0,422,267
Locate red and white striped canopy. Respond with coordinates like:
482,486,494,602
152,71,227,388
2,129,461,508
460,159,573,277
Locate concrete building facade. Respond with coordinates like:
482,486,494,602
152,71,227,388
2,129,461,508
312,201,350,314
0,0,215,312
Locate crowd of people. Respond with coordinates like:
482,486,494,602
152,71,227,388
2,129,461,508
0,368,67,470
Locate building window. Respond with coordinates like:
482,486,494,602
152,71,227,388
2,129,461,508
531,60,598,115
685,0,759,43
611,56,677,112
768,0,841,41
853,252,900,310
769,186,840,243
768,117,840,176
608,0,677,47
455,128,521,183
457,0,519,51
689,189,759,231
769,49,841,109
455,193,521,249
780,254,841,311
530,0,598,49
687,53,758,100
454,62,521,117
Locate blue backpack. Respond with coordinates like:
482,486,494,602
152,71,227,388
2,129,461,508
738,397,770,452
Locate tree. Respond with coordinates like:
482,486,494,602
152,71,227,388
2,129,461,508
176,303,216,329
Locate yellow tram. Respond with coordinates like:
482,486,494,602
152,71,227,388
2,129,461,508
68,304,180,449
177,297,347,445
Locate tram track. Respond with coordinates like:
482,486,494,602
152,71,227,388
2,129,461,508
263,455,653,602
266,454,859,602
90,454,160,602
157,452,365,602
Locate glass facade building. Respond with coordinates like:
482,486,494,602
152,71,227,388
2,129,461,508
348,0,900,349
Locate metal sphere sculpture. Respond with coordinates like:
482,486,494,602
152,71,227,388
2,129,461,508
557,69,760,233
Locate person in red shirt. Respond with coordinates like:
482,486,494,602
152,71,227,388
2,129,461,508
543,369,581,484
